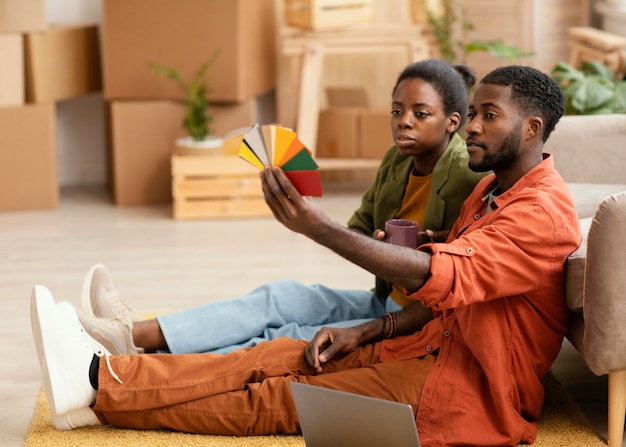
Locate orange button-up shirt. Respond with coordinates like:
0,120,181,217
381,154,581,446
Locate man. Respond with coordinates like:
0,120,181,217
77,60,485,355
32,65,581,446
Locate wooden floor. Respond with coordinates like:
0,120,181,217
0,184,621,446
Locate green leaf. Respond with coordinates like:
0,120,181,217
606,80,626,113
464,39,534,63
569,76,614,113
146,52,219,139
551,60,625,115
580,60,614,80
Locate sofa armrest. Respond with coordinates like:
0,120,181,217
580,191,626,375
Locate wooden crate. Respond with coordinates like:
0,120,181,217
568,26,626,78
284,0,375,30
171,155,272,220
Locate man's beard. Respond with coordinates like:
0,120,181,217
469,126,521,172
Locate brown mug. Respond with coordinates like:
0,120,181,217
385,219,419,248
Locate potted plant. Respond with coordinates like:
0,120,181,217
149,53,223,155
551,60,626,115
413,0,533,64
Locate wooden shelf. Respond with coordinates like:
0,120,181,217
316,157,381,171
276,22,432,154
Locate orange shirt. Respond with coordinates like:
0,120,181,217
381,154,581,446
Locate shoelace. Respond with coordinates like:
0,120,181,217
77,323,124,385
95,346,123,385
101,290,143,324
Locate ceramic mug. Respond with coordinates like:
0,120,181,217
385,219,419,248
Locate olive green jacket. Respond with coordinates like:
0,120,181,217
347,133,488,297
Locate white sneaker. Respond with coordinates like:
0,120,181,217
52,407,99,431
81,264,143,326
30,286,109,417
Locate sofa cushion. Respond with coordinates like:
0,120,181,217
544,114,626,184
565,217,592,313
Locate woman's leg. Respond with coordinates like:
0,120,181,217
155,280,386,353
206,296,404,354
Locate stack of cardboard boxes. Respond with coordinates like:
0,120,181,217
316,87,391,161
0,0,100,211
102,0,277,206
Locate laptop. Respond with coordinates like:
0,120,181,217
290,382,421,447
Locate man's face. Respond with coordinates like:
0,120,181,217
465,84,524,173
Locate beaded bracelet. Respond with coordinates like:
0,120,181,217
388,312,398,339
378,312,398,340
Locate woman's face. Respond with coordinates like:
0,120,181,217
390,77,459,158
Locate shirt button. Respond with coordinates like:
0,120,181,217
474,214,480,220
444,331,450,337
426,345,432,352
467,247,474,254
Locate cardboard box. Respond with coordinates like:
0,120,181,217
359,109,394,159
109,97,258,206
0,33,24,106
316,107,360,159
317,107,391,159
102,0,276,103
0,0,47,33
24,24,102,103
0,103,58,211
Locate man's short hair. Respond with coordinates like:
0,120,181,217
480,66,565,142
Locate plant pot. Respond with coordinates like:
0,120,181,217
175,136,224,156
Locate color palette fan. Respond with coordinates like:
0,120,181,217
239,123,323,197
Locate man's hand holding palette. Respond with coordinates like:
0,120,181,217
238,123,323,197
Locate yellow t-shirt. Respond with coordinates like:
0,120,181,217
389,171,432,308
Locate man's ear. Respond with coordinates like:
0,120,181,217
527,117,543,139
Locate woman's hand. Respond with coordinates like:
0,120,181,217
373,229,385,241
424,229,449,242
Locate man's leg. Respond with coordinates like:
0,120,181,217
207,318,380,354
94,338,435,435
33,285,432,436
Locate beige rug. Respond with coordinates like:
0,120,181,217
24,372,605,447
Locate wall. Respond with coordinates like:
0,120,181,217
45,0,106,186
47,0,607,188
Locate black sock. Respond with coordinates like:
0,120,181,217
88,354,99,390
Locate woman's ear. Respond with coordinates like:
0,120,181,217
446,112,461,134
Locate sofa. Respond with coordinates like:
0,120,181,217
543,113,626,447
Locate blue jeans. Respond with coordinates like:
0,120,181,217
155,280,401,354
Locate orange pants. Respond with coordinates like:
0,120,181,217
93,337,435,435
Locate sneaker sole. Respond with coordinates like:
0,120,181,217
52,406,99,430
30,286,76,430
31,286,79,416
81,263,104,317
